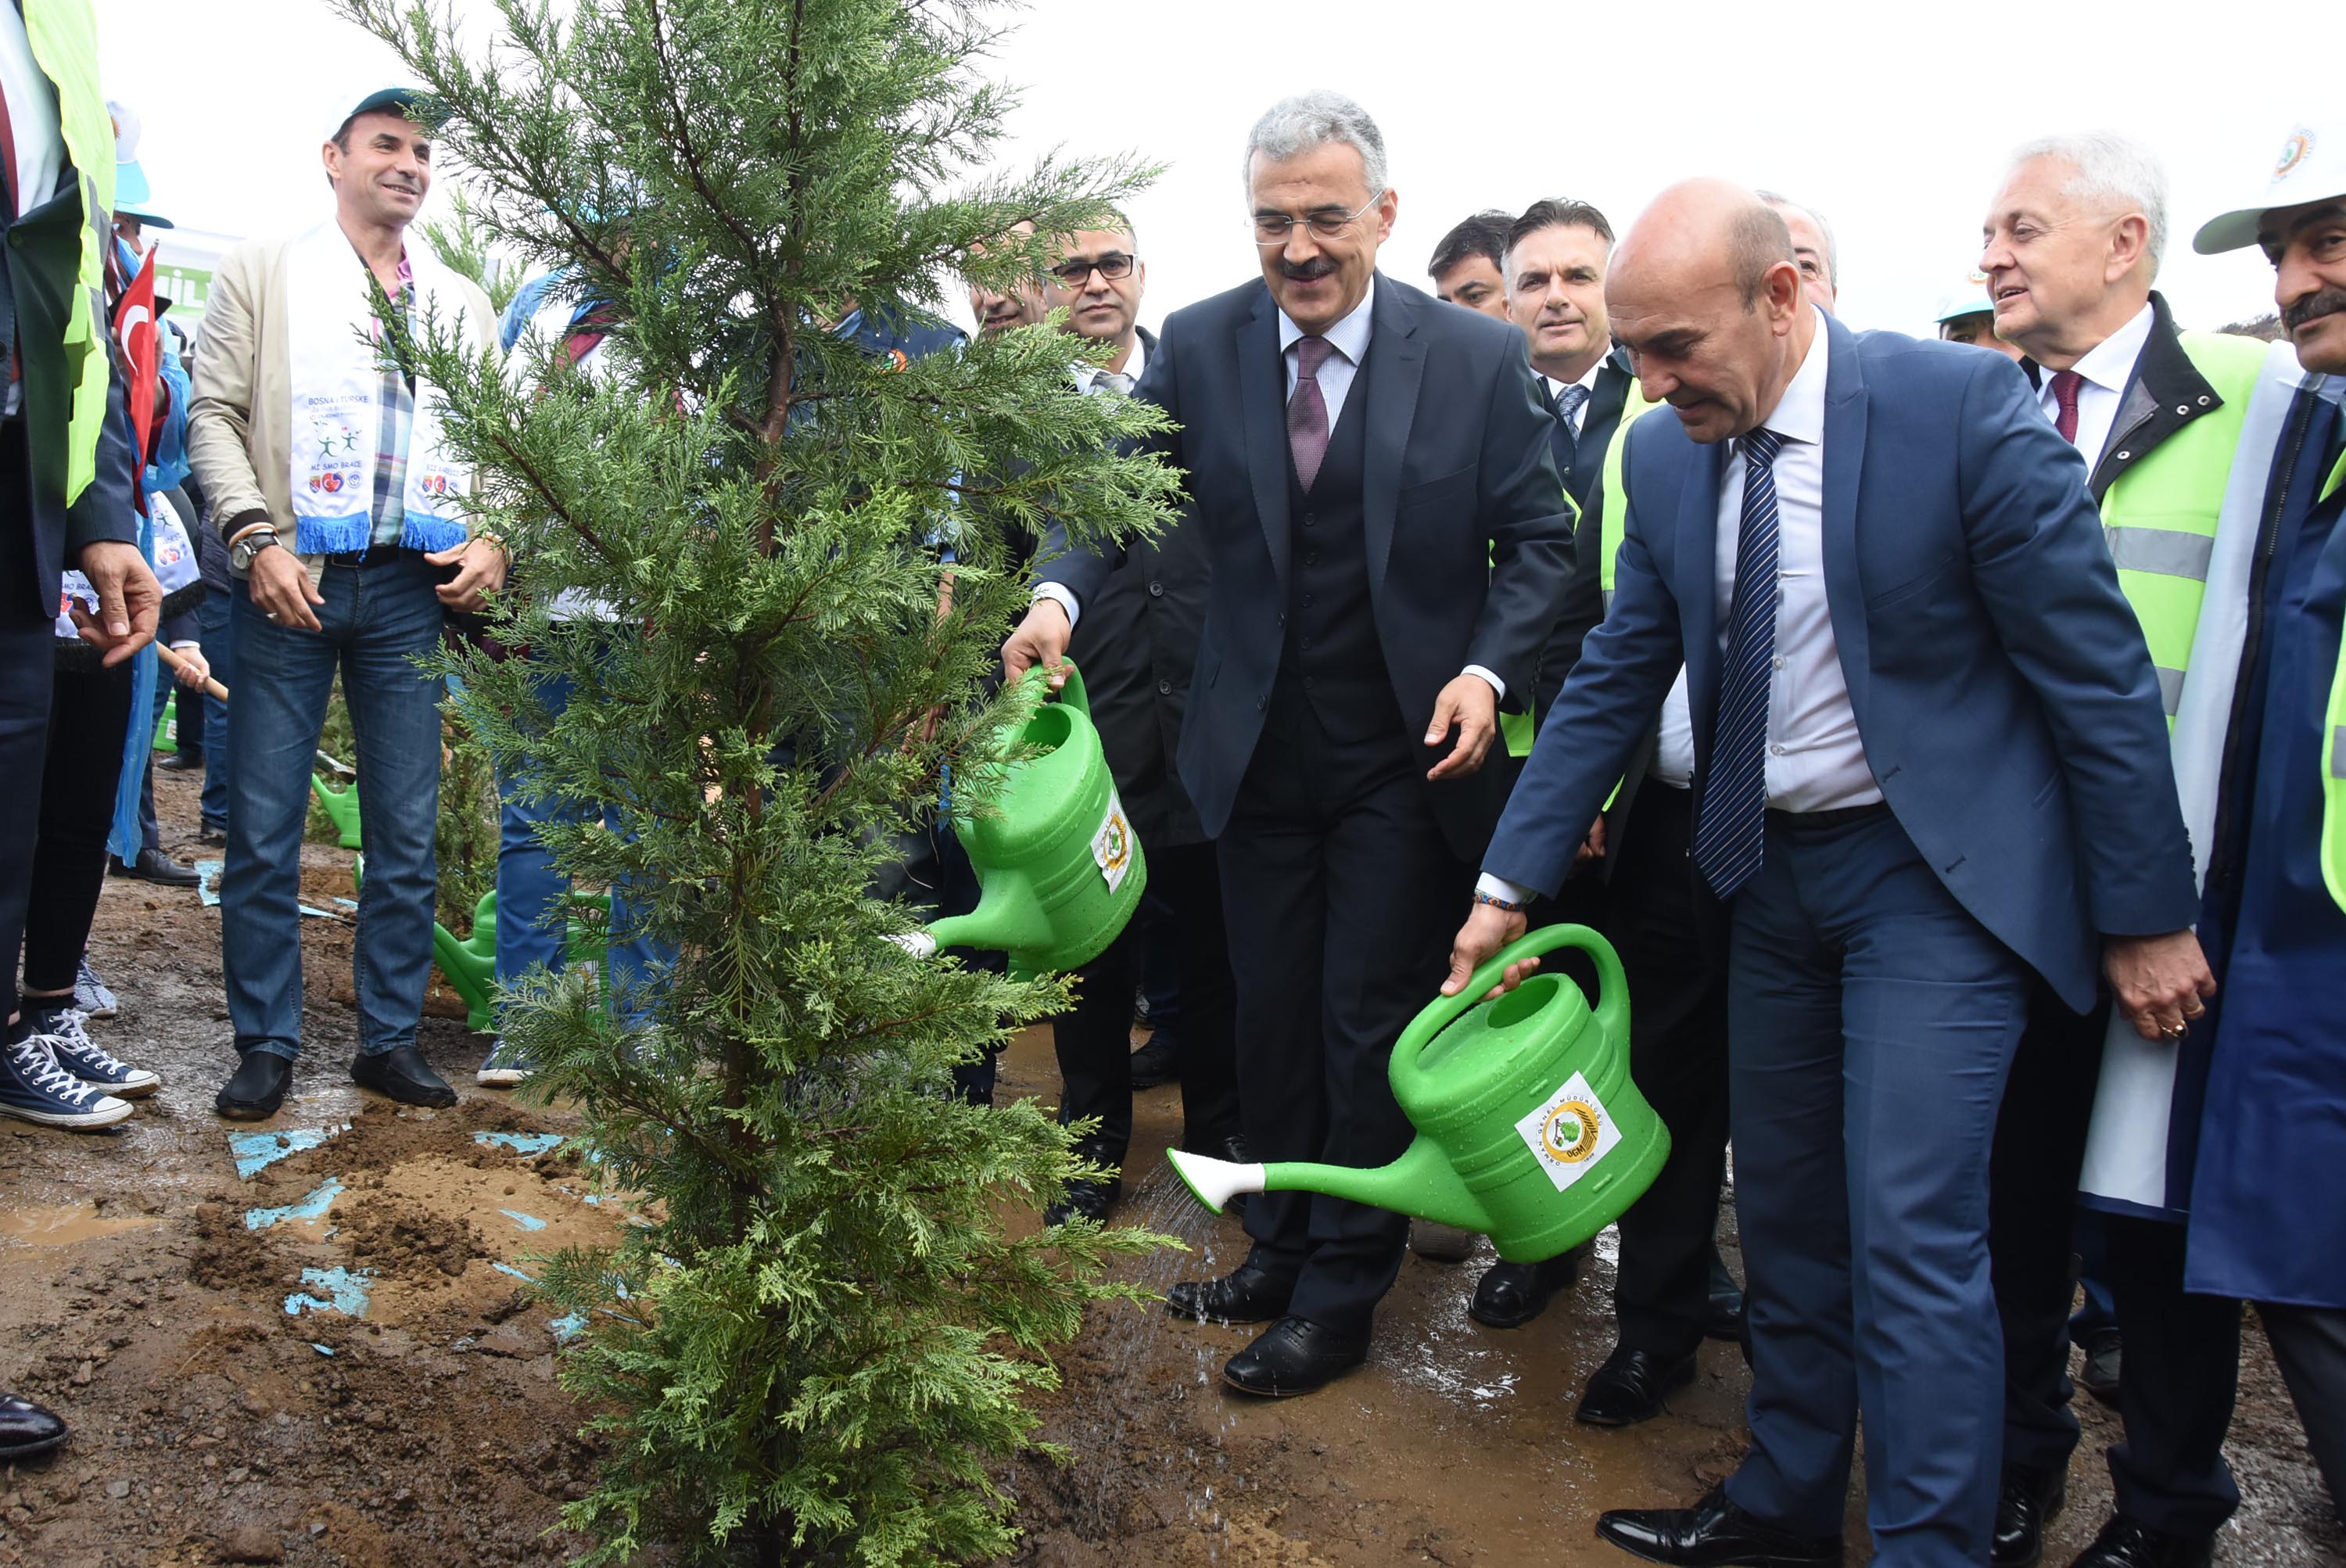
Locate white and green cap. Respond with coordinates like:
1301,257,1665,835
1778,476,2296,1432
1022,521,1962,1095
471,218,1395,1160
1935,268,1993,325
2195,121,2346,255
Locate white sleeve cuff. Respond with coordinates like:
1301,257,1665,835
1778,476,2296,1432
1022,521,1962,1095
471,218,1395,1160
170,640,201,651
1475,871,1537,906
1031,583,1081,628
1463,663,1505,702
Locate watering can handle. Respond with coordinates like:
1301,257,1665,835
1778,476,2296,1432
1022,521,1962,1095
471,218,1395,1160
1031,657,1089,717
1395,923,1629,1062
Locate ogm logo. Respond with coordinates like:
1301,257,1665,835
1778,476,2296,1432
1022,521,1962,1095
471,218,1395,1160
2276,129,2314,181
1542,1100,1602,1164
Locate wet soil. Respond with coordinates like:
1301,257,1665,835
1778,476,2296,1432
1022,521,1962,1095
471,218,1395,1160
1,764,2337,1566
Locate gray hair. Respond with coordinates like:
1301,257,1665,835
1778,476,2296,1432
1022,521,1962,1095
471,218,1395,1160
2006,131,2170,274
1243,91,1389,199
1756,188,1838,289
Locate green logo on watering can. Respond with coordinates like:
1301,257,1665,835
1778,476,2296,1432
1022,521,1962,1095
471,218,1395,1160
1091,785,1135,892
1517,1071,1620,1193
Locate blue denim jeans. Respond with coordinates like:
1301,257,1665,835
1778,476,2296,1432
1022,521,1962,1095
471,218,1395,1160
197,589,235,832
494,664,669,1025
222,556,445,1062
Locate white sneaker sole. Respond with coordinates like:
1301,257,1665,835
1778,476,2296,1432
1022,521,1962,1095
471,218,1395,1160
0,1096,135,1128
475,1067,533,1087
99,1073,162,1099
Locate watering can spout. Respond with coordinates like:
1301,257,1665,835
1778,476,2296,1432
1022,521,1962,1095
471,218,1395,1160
1168,1139,1490,1234
915,875,1055,961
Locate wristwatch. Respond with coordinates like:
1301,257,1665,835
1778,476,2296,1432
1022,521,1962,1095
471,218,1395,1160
230,529,280,574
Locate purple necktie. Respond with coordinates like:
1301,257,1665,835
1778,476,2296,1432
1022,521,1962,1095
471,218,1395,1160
2050,368,2084,445
1288,335,1334,491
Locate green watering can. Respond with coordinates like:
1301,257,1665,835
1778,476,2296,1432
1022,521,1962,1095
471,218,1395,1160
1168,925,1670,1263
310,775,364,850
892,661,1146,979
152,691,178,755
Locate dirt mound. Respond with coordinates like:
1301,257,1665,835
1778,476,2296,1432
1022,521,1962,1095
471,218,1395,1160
264,1097,561,1185
190,1200,294,1297
337,1195,483,1286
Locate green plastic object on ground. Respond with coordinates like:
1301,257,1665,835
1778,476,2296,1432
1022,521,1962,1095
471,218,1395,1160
354,857,610,1033
310,776,363,850
1168,924,1670,1263
152,691,176,755
901,660,1146,979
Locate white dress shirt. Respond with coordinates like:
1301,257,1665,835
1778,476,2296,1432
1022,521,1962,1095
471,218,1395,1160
1037,281,1505,701
2035,302,2154,470
1072,330,1148,394
1477,307,1871,905
0,13,63,226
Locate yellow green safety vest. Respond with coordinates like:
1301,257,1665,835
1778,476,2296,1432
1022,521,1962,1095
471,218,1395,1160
20,0,115,504
2322,449,2346,913
2097,332,2270,723
1500,375,1660,759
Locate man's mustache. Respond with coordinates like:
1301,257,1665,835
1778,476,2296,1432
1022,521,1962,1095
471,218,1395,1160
2283,289,2346,332
1278,258,1338,282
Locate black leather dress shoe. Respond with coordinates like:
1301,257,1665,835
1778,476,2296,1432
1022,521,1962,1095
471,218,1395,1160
1469,1241,1590,1329
113,848,200,887
1594,1484,1841,1566
215,1051,293,1120
0,1392,66,1462
2067,1516,2213,1568
1165,1261,1293,1322
1704,1280,1746,1341
350,1044,458,1107
1222,1316,1368,1398
1128,1032,1182,1088
1577,1344,1699,1427
1044,1177,1121,1228
155,751,203,772
1993,1463,2067,1568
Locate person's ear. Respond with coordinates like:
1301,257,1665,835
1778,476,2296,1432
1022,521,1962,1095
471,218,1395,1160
2107,213,2152,283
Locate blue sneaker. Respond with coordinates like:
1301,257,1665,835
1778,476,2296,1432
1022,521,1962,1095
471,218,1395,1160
27,1006,160,1099
475,1037,537,1088
73,956,119,1020
0,1032,133,1129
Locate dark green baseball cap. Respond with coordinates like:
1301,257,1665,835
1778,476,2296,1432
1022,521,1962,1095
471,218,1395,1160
332,88,442,141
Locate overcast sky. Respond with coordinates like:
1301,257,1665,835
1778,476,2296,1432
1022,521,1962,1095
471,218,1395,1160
104,0,2305,336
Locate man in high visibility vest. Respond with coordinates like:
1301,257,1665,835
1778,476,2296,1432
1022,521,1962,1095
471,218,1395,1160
1976,131,2287,1568
1467,197,1747,1427
0,0,154,1462
2043,121,2346,1568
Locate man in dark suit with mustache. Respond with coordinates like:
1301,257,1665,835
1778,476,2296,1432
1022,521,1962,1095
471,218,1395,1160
1003,89,1575,1398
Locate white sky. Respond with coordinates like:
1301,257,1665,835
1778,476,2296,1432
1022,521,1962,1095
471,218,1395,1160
103,0,2302,337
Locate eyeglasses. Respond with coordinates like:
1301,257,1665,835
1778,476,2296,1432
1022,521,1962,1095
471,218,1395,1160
1250,191,1387,246
1046,252,1137,286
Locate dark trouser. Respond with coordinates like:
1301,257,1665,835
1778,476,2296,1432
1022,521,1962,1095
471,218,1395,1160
2262,1304,2346,1522
22,662,133,996
1721,807,2030,1568
2102,1213,2242,1537
1991,983,2109,1476
198,588,234,832
1,609,54,1028
1051,838,1239,1171
1217,684,1469,1338
1606,777,1732,1358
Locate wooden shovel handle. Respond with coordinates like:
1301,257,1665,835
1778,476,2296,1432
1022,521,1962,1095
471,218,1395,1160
155,640,229,701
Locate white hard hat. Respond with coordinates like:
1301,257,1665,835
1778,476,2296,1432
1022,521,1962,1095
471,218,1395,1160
2195,121,2346,255
1935,268,1993,325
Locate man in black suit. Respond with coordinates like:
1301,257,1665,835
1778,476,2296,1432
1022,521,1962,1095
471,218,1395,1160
1003,89,1575,1397
1031,217,1244,1225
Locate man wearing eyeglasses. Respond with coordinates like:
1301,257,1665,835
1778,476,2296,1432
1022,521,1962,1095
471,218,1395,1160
1004,90,1574,1398
1029,220,1247,1231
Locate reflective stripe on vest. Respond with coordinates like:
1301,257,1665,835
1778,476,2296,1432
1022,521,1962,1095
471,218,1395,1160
20,0,115,505
2096,331,2269,720
2325,447,2346,913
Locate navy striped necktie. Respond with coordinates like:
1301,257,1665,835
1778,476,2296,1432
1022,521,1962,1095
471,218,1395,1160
1692,425,1788,899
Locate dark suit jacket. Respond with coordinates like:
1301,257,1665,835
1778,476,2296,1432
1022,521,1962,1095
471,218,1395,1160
1533,345,1637,725
1486,313,2200,1010
1,164,138,621
1042,272,1575,860
1064,327,1212,846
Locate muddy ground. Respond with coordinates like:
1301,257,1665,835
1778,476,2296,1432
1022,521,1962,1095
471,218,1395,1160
0,763,2337,1566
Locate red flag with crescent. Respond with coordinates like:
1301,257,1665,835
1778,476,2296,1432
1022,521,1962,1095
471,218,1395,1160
111,249,161,475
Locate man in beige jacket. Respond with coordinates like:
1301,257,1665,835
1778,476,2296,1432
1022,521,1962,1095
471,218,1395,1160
189,87,504,1121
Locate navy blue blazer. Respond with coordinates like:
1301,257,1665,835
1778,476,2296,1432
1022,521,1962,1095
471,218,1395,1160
1486,314,2199,1009
1040,271,1576,860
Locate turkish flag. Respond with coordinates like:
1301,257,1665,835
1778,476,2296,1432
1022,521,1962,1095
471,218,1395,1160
112,250,160,472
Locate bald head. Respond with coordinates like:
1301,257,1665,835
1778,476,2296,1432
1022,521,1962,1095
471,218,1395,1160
1608,179,1815,445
